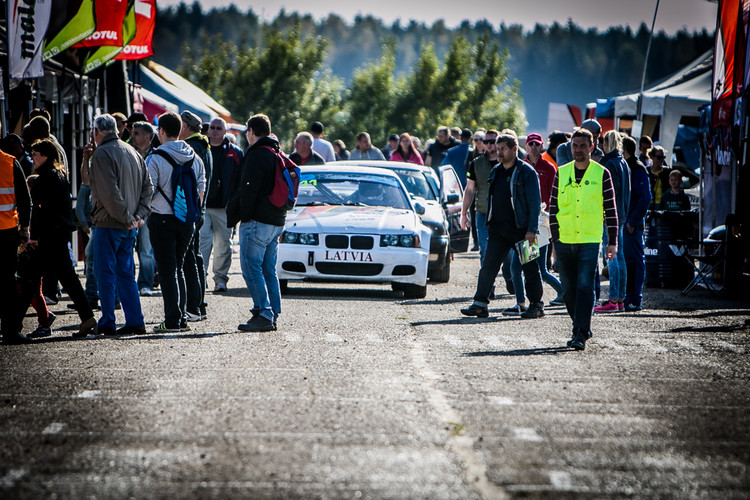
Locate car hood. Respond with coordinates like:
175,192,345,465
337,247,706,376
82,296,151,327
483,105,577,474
286,205,421,234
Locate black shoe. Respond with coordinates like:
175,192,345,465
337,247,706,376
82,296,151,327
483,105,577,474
460,304,489,318
98,327,117,336
521,302,545,319
28,325,52,338
2,332,32,345
238,315,276,332
567,328,587,350
117,324,147,336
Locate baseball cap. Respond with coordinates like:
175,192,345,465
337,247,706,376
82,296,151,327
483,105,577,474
526,133,543,144
180,110,202,130
580,119,602,135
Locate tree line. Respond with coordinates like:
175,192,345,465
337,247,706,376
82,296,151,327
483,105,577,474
153,2,713,148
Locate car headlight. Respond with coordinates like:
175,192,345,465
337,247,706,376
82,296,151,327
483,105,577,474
380,234,420,247
281,232,319,245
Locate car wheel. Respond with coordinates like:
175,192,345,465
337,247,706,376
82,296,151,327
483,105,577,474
429,252,451,283
279,279,289,294
401,283,427,299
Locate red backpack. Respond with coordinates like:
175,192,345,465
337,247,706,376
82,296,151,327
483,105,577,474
260,146,300,211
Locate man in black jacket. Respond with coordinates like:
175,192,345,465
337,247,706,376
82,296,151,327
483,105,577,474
227,114,287,332
179,111,213,321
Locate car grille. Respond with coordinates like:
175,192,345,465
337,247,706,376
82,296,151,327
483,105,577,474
325,235,349,248
324,235,374,250
350,236,374,250
315,263,384,276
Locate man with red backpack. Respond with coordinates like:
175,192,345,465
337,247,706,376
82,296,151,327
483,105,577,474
227,114,288,332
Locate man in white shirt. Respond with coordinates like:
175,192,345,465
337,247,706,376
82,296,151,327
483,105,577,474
309,121,335,162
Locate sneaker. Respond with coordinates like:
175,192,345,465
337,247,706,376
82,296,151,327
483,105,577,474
460,304,489,318
214,282,227,293
2,332,32,345
502,304,526,316
549,296,565,306
238,315,276,332
594,301,620,313
139,287,153,297
117,324,147,336
624,303,643,312
521,302,545,319
28,325,52,338
153,322,189,333
185,311,203,322
618,303,625,312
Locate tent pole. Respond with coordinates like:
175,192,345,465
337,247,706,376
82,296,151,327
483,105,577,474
638,0,660,121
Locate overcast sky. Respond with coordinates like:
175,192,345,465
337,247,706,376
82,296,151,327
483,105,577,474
159,0,717,34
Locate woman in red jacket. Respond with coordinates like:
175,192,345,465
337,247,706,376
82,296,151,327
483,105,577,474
389,133,424,165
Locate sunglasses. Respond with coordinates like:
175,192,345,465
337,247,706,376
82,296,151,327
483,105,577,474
209,126,224,130
483,139,496,145
474,137,483,142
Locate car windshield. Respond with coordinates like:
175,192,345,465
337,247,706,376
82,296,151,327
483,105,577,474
297,172,411,210
392,169,438,201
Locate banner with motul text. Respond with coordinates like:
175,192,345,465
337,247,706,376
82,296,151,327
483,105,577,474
7,0,53,79
74,0,129,48
115,0,155,60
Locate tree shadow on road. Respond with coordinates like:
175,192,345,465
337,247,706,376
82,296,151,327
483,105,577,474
462,346,574,357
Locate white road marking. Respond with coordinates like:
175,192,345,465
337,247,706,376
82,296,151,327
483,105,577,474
443,335,462,347
42,423,65,435
283,332,301,342
325,333,344,343
485,336,504,348
549,470,573,490
489,396,515,406
512,427,543,442
0,468,29,488
675,340,705,354
76,390,101,399
714,341,746,354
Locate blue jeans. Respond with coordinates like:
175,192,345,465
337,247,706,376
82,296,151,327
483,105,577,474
239,221,284,322
149,214,195,328
624,226,646,306
475,211,489,265
507,250,525,304
555,242,600,333
93,227,144,330
84,228,98,302
605,225,627,300
136,222,155,290
509,244,563,302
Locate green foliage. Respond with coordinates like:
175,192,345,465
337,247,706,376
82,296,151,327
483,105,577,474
155,4,712,132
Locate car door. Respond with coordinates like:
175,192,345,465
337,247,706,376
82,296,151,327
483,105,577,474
439,165,469,253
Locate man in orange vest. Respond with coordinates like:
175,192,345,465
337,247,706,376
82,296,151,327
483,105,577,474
0,121,33,344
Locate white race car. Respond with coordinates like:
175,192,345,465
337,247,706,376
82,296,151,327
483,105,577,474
277,165,430,298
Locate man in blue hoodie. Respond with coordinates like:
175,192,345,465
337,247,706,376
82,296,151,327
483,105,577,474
227,114,287,332
146,112,206,333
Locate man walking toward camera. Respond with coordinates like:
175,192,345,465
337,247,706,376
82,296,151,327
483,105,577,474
227,114,287,332
549,128,618,350
460,134,544,320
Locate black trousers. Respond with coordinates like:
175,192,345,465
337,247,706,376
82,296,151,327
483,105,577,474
473,229,543,305
149,214,194,328
0,228,20,336
18,230,93,327
183,219,206,315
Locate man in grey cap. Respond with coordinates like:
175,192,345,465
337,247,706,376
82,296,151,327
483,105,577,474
179,110,213,322
556,119,603,166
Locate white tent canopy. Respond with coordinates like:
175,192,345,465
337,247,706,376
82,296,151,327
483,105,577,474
613,50,711,160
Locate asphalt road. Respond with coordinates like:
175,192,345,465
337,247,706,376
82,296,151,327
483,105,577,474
1,247,749,499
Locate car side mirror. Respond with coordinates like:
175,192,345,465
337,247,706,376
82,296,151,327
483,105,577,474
445,194,459,204
414,203,426,215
